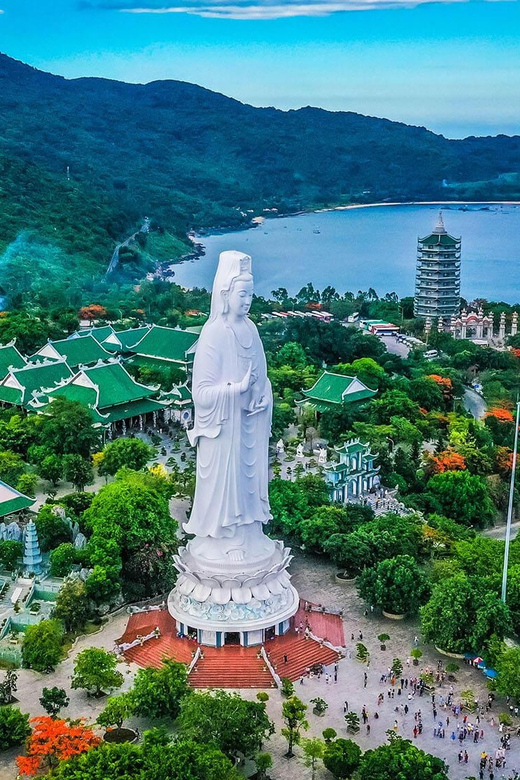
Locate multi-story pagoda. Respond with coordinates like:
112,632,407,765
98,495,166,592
414,212,461,320
324,439,380,503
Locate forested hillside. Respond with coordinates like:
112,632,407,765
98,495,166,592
1,51,520,292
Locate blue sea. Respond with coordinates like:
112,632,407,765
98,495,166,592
171,204,520,303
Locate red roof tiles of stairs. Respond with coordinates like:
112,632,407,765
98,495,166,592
190,645,276,689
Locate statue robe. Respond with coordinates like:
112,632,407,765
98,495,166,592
184,316,272,539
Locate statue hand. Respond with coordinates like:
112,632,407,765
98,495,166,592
239,364,252,394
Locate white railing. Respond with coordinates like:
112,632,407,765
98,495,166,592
116,627,160,653
128,603,165,614
261,646,282,688
187,646,202,674
308,630,345,656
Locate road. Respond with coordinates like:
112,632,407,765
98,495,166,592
463,387,487,420
377,334,410,358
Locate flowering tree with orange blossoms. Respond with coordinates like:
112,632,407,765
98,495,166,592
486,407,514,423
426,449,466,475
427,375,453,390
16,717,101,777
78,304,107,322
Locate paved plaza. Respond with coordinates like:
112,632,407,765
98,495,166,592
0,550,518,779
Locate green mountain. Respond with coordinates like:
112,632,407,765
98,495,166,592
1,51,520,291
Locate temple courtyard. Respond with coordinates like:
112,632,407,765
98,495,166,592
0,551,518,780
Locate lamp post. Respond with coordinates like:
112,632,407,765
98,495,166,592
501,400,520,603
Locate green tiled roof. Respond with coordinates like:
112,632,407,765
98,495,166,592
301,371,376,407
0,343,26,378
0,385,23,405
94,398,167,424
419,233,460,246
76,325,115,343
0,480,34,518
0,360,72,407
45,383,97,408
108,327,152,352
82,362,156,410
35,335,112,368
131,325,198,364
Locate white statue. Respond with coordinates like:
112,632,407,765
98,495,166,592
276,438,285,455
296,443,304,459
184,251,274,564
318,446,327,465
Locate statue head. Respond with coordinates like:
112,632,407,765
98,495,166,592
210,251,253,321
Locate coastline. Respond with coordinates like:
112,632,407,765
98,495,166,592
317,199,520,213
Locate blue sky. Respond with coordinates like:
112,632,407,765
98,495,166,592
1,0,519,138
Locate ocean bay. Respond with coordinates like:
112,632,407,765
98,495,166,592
172,204,520,303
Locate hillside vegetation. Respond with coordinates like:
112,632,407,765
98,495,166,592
1,52,520,297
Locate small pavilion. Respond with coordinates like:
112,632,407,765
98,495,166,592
297,371,376,415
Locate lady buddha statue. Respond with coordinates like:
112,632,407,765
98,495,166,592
184,251,275,565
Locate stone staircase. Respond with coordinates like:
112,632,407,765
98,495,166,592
266,632,341,682
190,645,276,689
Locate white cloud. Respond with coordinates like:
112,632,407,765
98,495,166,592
94,0,472,20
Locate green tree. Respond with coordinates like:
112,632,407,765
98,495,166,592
63,454,94,491
371,390,421,425
420,573,512,654
40,398,101,457
97,693,134,731
54,578,90,634
100,438,153,476
281,696,308,758
71,647,123,697
49,543,77,577
302,738,324,780
0,539,22,571
49,740,240,780
35,504,71,552
0,706,30,751
0,450,25,486
254,753,273,780
323,737,362,779
39,454,63,486
357,733,448,780
425,470,496,527
494,647,520,701
178,689,274,759
39,687,70,718
22,619,64,672
84,470,178,598
17,472,39,497
131,659,190,720
357,555,430,615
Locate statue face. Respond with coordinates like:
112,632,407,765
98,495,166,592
227,278,253,318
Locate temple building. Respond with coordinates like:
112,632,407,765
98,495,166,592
324,439,380,502
0,359,73,410
125,324,198,376
0,480,34,521
31,359,169,436
298,371,376,414
0,341,26,382
30,334,113,369
414,213,461,320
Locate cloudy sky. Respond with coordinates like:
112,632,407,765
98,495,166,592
1,0,519,138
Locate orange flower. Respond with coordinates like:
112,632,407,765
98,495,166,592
486,407,514,423
427,449,466,474
16,717,101,777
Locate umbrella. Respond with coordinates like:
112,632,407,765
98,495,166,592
485,669,498,679
473,657,484,664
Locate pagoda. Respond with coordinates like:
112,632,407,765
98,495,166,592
414,212,461,320
23,519,42,575
324,439,380,503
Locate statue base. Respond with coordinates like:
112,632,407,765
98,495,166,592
168,539,299,647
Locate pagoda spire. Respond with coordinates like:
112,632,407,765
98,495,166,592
23,519,42,575
433,210,447,235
